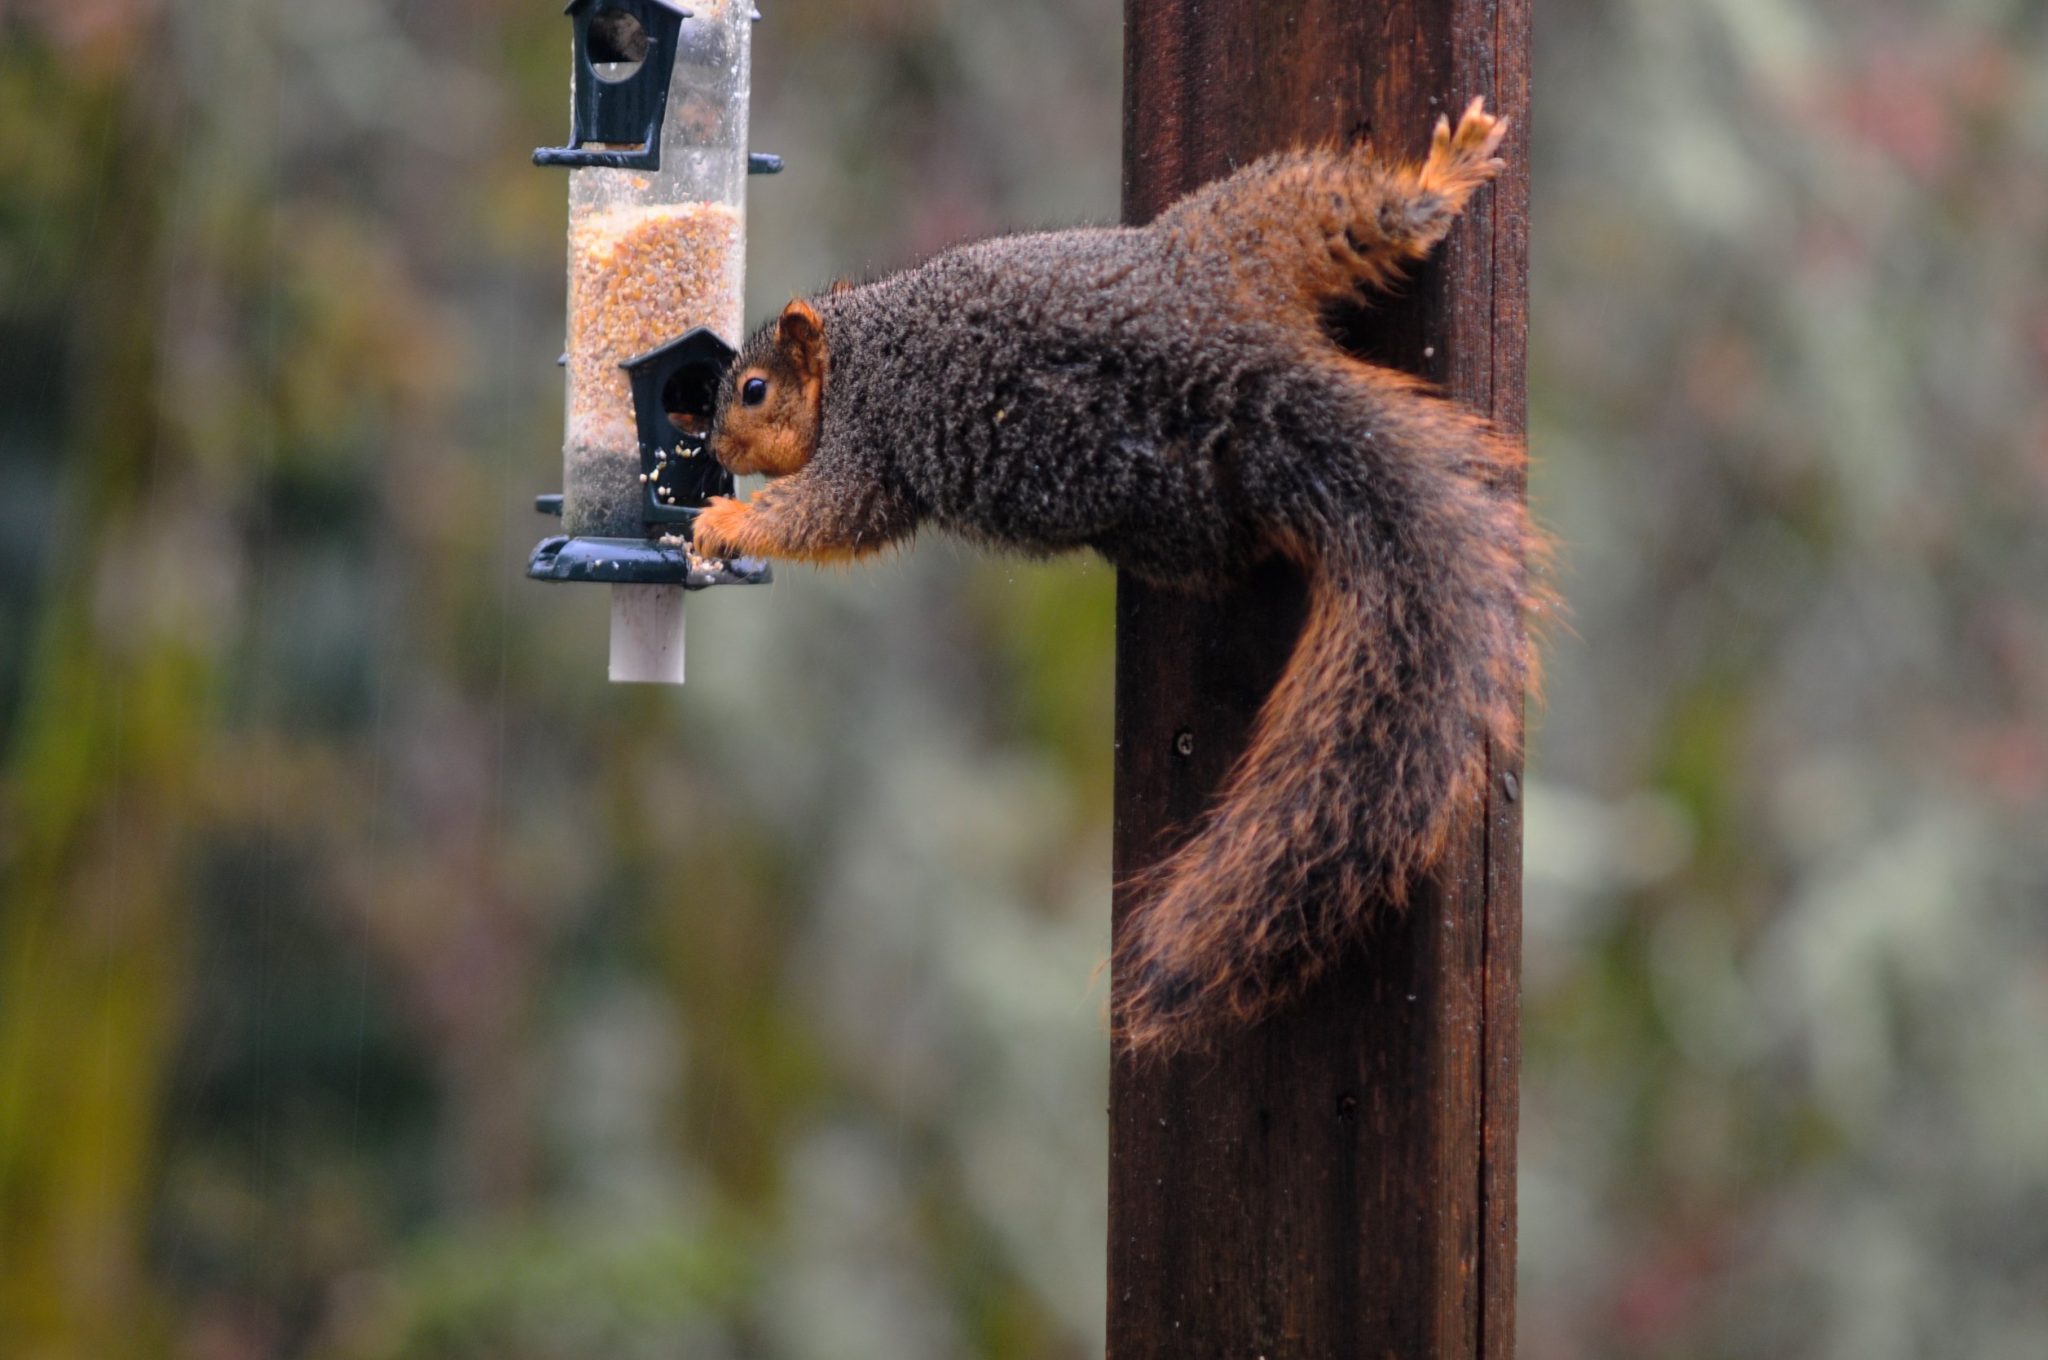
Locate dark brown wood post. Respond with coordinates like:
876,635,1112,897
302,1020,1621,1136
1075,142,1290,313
1110,1,1529,1356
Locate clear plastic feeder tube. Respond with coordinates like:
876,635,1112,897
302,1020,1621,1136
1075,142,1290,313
562,0,751,540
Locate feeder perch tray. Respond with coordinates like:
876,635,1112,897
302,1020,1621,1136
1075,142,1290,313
527,533,771,589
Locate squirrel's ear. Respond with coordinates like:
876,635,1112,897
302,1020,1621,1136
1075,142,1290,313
775,298,825,376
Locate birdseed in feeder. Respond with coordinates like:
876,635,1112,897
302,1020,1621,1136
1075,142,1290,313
563,200,743,537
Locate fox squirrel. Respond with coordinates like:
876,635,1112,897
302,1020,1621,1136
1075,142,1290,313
695,99,1541,1055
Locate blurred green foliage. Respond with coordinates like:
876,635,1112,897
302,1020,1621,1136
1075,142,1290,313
1526,3,2048,1355
1,2,2044,1358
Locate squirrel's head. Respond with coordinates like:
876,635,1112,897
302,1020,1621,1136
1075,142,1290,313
710,298,827,478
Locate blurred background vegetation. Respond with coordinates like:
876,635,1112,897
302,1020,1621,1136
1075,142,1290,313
1,1,2043,1357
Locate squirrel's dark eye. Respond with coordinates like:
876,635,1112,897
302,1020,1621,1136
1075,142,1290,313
742,376,768,406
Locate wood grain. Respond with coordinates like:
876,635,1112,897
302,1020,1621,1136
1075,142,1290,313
1110,2,1529,1355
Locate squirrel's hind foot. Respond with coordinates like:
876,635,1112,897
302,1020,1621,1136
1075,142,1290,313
1416,97,1508,206
1322,97,1510,302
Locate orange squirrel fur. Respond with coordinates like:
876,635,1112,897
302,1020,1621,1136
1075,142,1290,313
697,100,1542,1054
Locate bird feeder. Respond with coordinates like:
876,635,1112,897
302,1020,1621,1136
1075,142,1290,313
528,0,779,685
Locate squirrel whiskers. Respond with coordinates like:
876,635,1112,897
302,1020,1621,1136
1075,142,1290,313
697,99,1543,1055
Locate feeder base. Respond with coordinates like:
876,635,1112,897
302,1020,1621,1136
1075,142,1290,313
526,533,772,589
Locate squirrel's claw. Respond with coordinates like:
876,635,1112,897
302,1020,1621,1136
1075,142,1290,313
691,495,752,560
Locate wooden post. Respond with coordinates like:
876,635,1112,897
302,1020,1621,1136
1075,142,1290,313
1110,1,1529,1356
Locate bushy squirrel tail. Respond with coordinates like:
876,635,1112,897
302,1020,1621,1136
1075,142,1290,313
1113,388,1539,1056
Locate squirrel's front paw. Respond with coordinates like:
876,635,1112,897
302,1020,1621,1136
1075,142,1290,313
1420,97,1508,200
691,496,755,560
